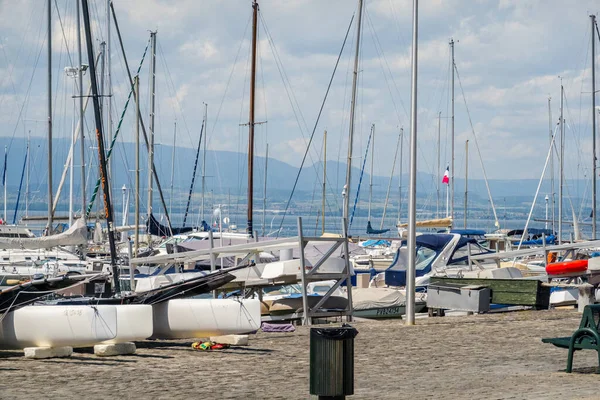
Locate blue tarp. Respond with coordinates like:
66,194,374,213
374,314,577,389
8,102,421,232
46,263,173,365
361,239,391,247
449,229,486,236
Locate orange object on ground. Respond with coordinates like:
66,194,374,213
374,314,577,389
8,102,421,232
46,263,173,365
546,259,588,275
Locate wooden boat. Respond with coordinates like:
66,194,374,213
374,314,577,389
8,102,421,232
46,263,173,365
151,298,261,339
0,305,118,349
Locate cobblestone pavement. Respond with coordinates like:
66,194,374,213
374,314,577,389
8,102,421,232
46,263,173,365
0,309,598,399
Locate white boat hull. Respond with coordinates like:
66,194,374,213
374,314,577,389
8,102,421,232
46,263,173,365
0,305,117,349
102,305,154,344
151,299,261,339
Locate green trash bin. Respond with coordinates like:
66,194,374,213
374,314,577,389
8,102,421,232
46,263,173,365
310,324,359,398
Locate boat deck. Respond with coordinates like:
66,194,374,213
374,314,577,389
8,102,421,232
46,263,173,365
0,309,598,399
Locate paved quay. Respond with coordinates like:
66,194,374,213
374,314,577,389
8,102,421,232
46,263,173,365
0,309,599,399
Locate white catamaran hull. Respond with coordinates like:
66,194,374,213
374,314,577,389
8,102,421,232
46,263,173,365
151,298,261,339
102,305,154,344
0,305,118,349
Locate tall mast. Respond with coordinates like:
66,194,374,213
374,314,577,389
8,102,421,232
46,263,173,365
201,103,207,221
592,14,597,240
25,132,30,218
406,0,419,326
464,139,469,228
548,97,554,232
322,130,327,235
381,128,401,229
148,31,157,220
449,38,455,223
106,0,112,194
134,76,140,256
77,0,86,220
47,0,53,233
559,81,564,244
367,124,374,222
262,143,268,237
69,73,76,226
170,120,176,215
81,0,120,293
3,146,7,223
436,111,441,218
344,0,364,221
246,1,259,236
397,127,404,222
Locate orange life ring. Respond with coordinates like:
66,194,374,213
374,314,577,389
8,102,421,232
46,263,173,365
546,259,588,275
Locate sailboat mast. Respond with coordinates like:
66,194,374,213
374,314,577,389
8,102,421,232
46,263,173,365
3,146,7,223
559,81,564,244
148,31,157,220
344,0,364,222
81,0,120,292
322,130,327,235
437,111,441,218
398,127,404,222
449,38,455,223
368,124,374,222
25,133,30,218
247,0,258,237
134,76,140,256
262,143,268,237
77,0,86,220
106,0,112,193
381,129,401,229
170,120,176,215
201,103,207,221
47,0,53,233
464,139,468,228
592,14,597,239
548,97,554,232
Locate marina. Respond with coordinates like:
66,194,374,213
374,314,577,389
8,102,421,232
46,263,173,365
0,0,600,398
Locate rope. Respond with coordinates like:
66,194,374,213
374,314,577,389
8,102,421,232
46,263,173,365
274,13,355,238
349,128,372,229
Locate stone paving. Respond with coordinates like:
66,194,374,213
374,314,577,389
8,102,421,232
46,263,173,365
0,309,599,399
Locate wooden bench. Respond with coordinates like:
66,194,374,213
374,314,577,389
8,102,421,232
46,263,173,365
542,304,600,373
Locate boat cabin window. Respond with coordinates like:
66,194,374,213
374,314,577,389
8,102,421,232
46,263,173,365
416,247,436,271
449,242,490,265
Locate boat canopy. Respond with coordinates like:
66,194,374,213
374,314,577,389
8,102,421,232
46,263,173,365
448,229,486,236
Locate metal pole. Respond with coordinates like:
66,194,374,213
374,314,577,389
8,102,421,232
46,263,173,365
69,73,75,227
170,121,176,216
398,127,404,223
381,129,401,229
3,146,6,223
322,130,327,235
368,124,374,222
77,0,86,220
559,82,564,245
592,14,597,239
148,31,157,220
297,217,310,325
262,143,268,237
450,38,455,223
106,0,112,195
128,240,134,291
545,195,549,230
121,184,127,241
344,0,364,221
247,1,258,236
437,111,441,218
464,139,468,228
47,0,53,234
134,76,140,256
201,103,207,221
548,97,554,233
26,133,30,217
406,0,418,326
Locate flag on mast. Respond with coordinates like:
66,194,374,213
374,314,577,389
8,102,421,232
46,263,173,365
442,166,449,185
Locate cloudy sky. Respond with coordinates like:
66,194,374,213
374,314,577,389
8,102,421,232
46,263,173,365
0,0,599,193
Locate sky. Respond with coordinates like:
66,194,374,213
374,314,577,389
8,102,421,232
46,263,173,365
0,0,599,194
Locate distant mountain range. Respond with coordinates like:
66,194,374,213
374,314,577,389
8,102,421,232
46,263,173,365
0,136,591,210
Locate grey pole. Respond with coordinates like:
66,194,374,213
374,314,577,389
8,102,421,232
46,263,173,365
592,14,597,239
134,76,140,256
343,0,364,221
559,81,564,245
406,0,419,326
548,97,554,233
368,124,374,222
437,111,441,218
47,0,53,234
77,0,86,220
262,143,268,237
464,140,468,228
106,0,112,196
398,127,404,223
170,121,176,215
450,38,455,223
148,31,157,220
201,103,207,221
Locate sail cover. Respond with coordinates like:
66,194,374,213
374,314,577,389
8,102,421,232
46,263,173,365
0,218,87,250
146,213,193,237
366,221,390,235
